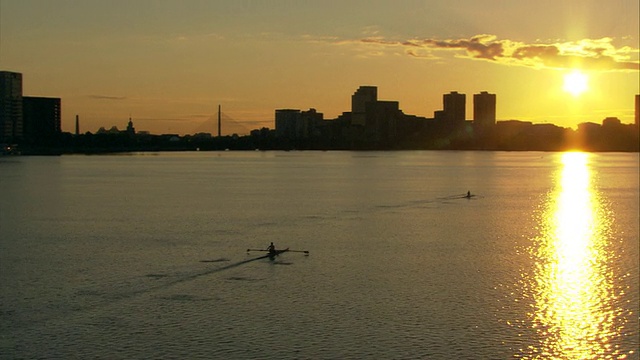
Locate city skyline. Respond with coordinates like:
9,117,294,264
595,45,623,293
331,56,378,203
0,0,638,135
1,70,638,150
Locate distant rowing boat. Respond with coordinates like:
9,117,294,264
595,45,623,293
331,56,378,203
268,247,289,259
247,247,308,260
438,193,481,200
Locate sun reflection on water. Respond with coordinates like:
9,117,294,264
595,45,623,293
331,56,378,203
524,152,625,359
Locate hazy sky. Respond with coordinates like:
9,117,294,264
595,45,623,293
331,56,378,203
1,0,638,135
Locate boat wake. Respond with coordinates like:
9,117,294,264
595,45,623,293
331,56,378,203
199,258,230,263
438,193,482,200
63,256,273,316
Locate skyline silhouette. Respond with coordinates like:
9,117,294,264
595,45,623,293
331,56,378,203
1,71,639,153
0,1,638,134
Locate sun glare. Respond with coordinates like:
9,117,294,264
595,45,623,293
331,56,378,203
563,71,588,96
525,152,619,358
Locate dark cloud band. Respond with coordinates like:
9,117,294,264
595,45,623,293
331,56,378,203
356,34,639,71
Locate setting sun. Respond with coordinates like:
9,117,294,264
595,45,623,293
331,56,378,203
563,71,589,96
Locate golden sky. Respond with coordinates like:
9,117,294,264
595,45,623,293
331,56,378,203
1,0,638,135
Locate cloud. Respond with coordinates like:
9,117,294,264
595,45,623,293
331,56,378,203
337,34,639,71
418,34,506,61
506,38,639,71
405,49,440,60
88,95,127,100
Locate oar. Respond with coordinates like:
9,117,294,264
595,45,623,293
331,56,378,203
247,248,309,255
287,250,310,254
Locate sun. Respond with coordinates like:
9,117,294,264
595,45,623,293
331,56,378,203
563,71,588,96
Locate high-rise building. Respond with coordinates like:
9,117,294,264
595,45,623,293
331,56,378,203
300,108,323,138
365,100,400,142
351,86,377,127
443,91,465,126
275,108,323,139
22,96,61,143
635,94,639,127
275,109,302,139
473,91,496,128
0,71,24,143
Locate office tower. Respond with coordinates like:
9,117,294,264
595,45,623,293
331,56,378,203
0,71,24,143
300,108,323,138
366,100,400,142
443,91,466,126
275,109,302,138
473,91,496,128
22,96,61,143
635,94,639,127
352,86,377,127
275,108,323,139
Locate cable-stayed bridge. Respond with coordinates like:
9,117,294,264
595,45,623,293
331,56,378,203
190,110,253,136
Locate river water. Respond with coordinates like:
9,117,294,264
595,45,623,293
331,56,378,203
0,151,638,359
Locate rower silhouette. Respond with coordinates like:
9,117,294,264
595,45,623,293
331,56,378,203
466,191,471,198
267,242,276,256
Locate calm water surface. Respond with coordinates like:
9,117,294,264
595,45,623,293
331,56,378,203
0,151,638,359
